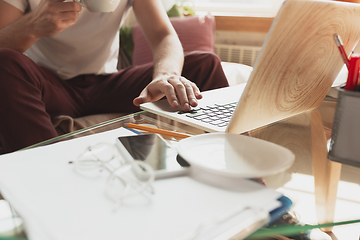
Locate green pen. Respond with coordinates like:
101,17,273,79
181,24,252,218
248,219,360,239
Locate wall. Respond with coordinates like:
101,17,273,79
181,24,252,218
213,15,273,47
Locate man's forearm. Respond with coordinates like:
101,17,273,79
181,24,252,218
0,15,39,53
152,34,184,80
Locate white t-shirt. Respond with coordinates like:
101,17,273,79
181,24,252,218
4,0,133,79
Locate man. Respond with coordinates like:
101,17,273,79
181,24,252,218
0,0,229,153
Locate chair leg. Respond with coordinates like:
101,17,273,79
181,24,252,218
311,110,342,231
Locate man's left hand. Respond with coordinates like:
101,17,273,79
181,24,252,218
133,74,203,112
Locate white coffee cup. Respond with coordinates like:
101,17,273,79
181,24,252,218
73,0,120,12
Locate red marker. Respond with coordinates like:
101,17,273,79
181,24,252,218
344,53,360,91
334,34,350,69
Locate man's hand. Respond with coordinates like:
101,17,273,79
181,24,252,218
0,0,81,52
27,0,82,38
133,74,203,112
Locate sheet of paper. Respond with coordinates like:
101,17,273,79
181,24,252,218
0,127,282,240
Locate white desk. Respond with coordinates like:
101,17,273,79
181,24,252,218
0,128,283,240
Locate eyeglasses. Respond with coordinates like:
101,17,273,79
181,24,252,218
71,142,155,211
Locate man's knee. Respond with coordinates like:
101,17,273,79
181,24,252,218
184,51,222,67
0,48,44,94
183,51,229,90
0,48,27,66
0,48,36,81
0,48,44,86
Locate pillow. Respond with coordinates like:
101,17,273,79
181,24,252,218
132,14,215,66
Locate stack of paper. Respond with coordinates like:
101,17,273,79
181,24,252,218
0,128,284,240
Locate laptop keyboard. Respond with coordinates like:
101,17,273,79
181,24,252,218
177,102,237,127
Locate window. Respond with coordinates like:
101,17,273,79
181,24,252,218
189,0,285,16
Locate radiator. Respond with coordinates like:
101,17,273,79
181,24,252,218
214,44,262,67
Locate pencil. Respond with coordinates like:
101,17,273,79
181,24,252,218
334,34,350,69
123,123,193,139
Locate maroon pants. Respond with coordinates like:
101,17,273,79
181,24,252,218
0,48,229,153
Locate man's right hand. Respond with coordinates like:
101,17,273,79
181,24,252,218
27,0,82,38
0,0,81,52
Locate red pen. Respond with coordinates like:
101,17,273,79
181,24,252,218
344,53,360,91
334,34,350,69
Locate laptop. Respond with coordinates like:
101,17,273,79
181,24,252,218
141,0,360,134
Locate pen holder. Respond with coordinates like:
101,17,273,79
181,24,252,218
328,88,360,167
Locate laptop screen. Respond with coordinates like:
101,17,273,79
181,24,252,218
227,0,360,134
